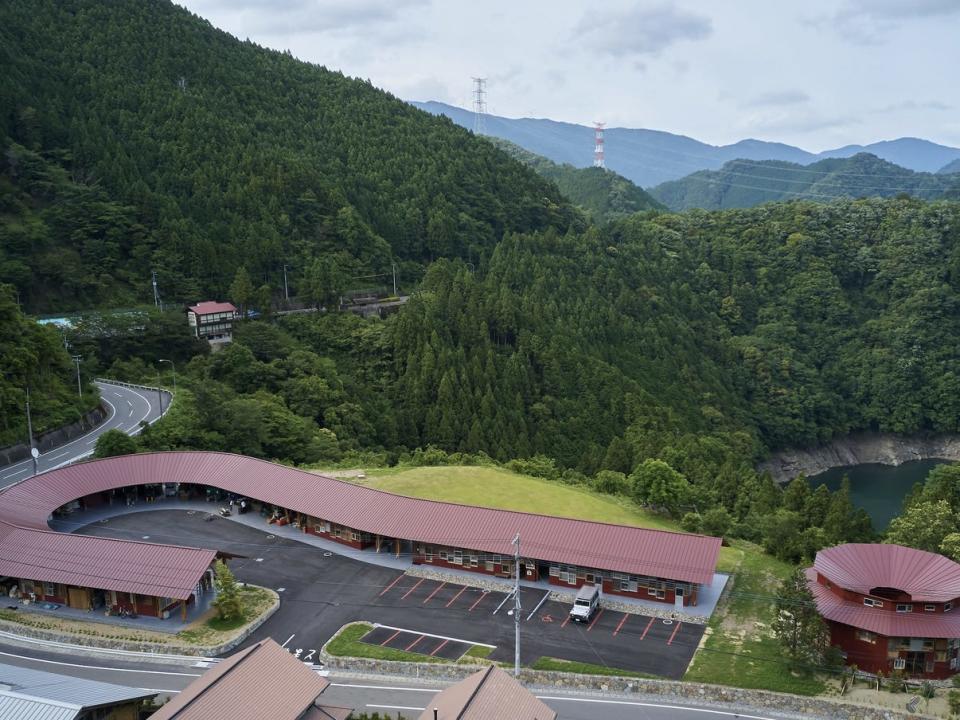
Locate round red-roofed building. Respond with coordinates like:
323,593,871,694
807,543,960,678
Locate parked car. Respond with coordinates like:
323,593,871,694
569,583,601,623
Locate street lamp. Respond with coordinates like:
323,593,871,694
71,355,83,399
25,384,38,476
158,359,176,394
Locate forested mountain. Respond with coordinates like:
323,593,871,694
412,101,960,187
650,153,960,211
0,0,581,312
0,285,97,447
940,159,960,174
487,138,665,220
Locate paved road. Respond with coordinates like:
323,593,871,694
0,381,170,487
0,644,802,719
79,511,703,678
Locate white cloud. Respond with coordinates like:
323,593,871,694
575,3,712,59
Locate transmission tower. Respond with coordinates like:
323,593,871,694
593,122,605,168
472,77,487,135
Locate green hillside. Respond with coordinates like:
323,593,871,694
0,286,98,446
0,0,581,312
651,153,960,211
487,137,665,220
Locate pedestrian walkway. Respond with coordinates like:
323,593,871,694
51,497,728,621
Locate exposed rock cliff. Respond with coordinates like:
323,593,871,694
759,433,960,483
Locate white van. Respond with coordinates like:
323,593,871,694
569,583,601,623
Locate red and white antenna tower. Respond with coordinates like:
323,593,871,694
593,122,605,168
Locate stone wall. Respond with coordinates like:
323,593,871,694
759,432,960,483
319,653,936,720
0,402,108,466
0,587,279,659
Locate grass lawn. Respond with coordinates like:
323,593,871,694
531,656,656,678
342,465,679,531
324,622,445,663
176,586,276,645
684,540,825,696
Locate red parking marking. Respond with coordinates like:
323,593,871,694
380,630,402,646
378,575,403,597
429,639,449,656
400,578,425,600
561,614,571,628
405,634,425,652
667,622,682,646
423,581,447,604
468,592,488,612
445,586,467,608
586,608,605,632
612,613,629,636
639,617,655,640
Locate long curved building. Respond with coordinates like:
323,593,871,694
0,452,721,619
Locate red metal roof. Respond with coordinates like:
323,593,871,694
187,301,237,315
806,568,960,638
0,452,721,586
815,543,960,603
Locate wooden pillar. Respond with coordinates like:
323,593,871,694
181,599,187,621
395,538,401,558
375,535,382,553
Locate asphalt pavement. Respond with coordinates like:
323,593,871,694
78,510,704,679
0,646,803,720
0,381,170,487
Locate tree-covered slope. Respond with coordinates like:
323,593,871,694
0,0,581,312
650,153,960,211
940,158,960,175
0,285,98,446
487,138,665,221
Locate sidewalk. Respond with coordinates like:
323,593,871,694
52,497,728,620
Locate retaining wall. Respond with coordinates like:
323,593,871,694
0,402,107,466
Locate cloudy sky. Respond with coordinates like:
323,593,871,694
177,0,959,151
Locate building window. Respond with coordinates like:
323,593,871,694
44,582,56,597
439,550,448,561
857,630,877,644
350,531,361,542
452,550,463,565
947,602,954,612
863,597,883,608
896,603,913,613
485,561,494,572
925,604,937,612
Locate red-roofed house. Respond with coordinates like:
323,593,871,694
186,301,239,346
807,543,960,678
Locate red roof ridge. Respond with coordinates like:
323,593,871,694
86,450,721,543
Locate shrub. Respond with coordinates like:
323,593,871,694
592,470,629,495
681,512,702,533
507,455,560,481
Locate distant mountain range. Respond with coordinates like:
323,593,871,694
649,153,960,211
411,101,960,188
486,137,664,220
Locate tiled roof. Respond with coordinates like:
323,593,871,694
187,301,237,315
5,452,721,585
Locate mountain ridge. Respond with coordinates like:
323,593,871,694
411,100,960,187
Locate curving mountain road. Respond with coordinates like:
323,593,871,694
0,380,171,488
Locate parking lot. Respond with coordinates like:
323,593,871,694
78,509,704,679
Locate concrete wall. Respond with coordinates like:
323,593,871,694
0,402,107,466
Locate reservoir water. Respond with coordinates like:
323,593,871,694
808,459,948,530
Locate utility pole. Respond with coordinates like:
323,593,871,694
25,385,37,476
283,265,290,301
152,270,163,311
159,359,176,394
156,369,164,417
391,262,397,297
72,355,83,399
512,532,522,677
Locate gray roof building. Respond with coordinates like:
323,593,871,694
0,663,155,720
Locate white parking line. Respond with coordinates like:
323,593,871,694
0,651,202,676
371,623,495,648
536,697,779,719
331,684,436,693
281,633,296,648
493,590,513,615
526,590,551,621
368,705,424,712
